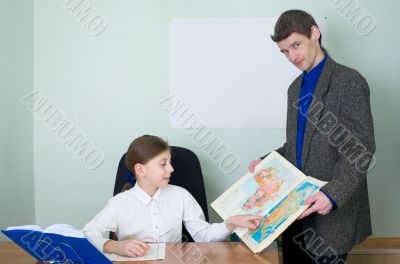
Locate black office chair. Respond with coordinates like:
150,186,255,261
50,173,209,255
111,146,209,242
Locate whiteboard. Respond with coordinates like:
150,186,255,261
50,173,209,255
170,17,327,128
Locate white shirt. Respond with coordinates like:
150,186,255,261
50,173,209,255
83,184,231,251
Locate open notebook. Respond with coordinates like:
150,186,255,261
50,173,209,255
105,243,166,261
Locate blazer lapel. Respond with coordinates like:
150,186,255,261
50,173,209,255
301,56,335,170
287,75,302,165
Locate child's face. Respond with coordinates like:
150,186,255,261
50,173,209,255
138,150,174,188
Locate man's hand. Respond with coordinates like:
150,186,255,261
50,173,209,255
249,159,262,173
225,214,268,231
297,191,333,220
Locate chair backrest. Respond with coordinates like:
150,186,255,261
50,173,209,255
112,146,209,242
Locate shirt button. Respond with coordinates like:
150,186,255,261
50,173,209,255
155,226,158,229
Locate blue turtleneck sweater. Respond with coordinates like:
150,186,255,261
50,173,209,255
296,54,337,210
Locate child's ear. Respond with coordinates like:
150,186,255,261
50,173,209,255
134,163,145,178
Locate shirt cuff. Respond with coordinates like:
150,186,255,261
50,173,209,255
321,190,338,210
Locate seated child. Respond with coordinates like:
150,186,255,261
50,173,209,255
83,135,265,258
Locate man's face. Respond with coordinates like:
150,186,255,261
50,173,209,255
277,27,322,72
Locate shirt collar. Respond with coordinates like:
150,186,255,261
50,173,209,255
303,53,327,85
131,183,164,207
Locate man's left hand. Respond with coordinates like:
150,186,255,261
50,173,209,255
297,191,333,220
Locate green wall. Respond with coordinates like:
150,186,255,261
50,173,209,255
0,0,35,241
1,0,399,241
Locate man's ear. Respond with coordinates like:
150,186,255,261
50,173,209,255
134,163,145,178
310,25,321,42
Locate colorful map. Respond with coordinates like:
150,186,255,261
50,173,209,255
211,151,327,253
218,158,303,217
241,168,283,212
247,181,319,243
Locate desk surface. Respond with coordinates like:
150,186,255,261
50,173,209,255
0,241,279,264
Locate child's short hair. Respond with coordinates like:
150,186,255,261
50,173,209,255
125,135,170,175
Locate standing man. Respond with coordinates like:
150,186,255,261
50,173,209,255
249,10,375,263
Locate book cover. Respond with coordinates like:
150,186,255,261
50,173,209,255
2,224,112,264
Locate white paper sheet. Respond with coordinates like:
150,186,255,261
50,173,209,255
106,243,166,261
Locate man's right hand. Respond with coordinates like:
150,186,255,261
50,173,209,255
249,159,262,173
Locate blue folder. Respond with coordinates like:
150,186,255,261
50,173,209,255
2,228,112,264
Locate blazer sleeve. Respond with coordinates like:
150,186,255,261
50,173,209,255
320,73,375,208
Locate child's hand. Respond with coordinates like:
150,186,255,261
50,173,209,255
225,214,268,231
104,239,150,258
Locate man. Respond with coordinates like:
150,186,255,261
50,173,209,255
249,10,375,263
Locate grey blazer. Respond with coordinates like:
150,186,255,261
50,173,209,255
275,56,375,254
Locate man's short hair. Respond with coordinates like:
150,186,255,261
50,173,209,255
271,9,322,44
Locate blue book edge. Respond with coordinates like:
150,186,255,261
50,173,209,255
1,229,112,264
